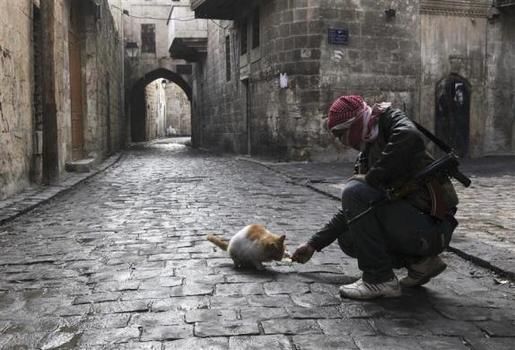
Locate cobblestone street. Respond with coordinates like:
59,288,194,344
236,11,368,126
1,140,514,349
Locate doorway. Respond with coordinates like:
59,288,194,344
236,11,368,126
69,8,84,160
32,4,44,183
435,74,471,158
242,78,251,155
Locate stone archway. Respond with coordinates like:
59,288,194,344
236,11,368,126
129,68,192,142
435,74,471,158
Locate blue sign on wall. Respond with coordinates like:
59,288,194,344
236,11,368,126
328,28,349,45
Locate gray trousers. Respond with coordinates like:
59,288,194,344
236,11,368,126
339,179,457,283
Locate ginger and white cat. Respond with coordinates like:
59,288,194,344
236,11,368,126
207,224,288,270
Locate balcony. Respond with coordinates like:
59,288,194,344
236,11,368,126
496,0,515,7
191,0,254,20
168,5,208,61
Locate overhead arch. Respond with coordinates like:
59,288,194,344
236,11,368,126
129,68,192,142
131,68,192,101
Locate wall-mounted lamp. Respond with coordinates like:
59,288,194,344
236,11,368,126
125,42,139,59
487,6,500,21
385,8,396,19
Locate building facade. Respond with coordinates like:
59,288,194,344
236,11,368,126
183,0,515,161
0,0,125,200
123,0,193,143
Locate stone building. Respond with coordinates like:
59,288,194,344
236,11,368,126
185,0,515,161
123,0,192,143
0,0,125,200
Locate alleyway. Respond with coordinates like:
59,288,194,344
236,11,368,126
1,140,514,349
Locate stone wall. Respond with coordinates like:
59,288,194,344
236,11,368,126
193,19,246,153
317,0,420,161
192,0,515,160
485,6,515,155
165,83,191,136
0,0,124,200
194,0,421,160
123,0,192,144
83,0,125,158
124,0,172,66
419,1,490,158
0,1,33,198
145,80,167,139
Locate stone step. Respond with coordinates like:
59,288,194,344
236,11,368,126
65,158,95,173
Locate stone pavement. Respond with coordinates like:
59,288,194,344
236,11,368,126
0,154,122,226
246,155,515,281
0,139,514,349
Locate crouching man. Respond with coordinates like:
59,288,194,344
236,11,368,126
292,95,459,300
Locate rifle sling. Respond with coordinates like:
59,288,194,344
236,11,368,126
413,120,452,154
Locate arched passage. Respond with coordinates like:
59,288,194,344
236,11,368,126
129,68,192,142
435,74,471,158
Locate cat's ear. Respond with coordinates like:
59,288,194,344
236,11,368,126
278,235,286,244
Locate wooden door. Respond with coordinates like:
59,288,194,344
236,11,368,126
69,30,84,160
435,74,470,158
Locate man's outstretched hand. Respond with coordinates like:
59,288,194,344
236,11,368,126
291,243,315,263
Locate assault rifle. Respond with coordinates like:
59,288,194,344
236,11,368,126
416,152,471,188
390,151,471,199
347,121,471,225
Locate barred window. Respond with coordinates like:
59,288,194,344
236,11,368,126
240,19,248,55
141,24,156,53
252,9,260,49
225,35,231,81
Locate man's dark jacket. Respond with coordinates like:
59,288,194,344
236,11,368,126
308,107,459,252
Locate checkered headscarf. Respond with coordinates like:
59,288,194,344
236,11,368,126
327,95,365,131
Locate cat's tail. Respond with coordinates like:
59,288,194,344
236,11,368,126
207,234,229,251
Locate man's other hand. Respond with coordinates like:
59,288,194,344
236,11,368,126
291,243,315,263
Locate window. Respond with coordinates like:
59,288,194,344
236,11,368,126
225,35,231,81
240,19,248,55
141,24,156,53
251,9,260,49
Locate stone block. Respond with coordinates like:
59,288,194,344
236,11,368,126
91,300,149,314
292,334,358,350
163,337,229,350
229,335,292,350
194,320,260,337
475,320,515,337
72,292,121,305
354,335,425,350
130,311,185,327
151,296,210,312
465,337,515,350
79,327,141,346
239,307,289,321
261,318,322,335
140,325,193,342
247,295,294,308
215,282,265,296
318,319,375,337
286,306,341,319
291,293,341,308
170,282,214,297
185,309,237,323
